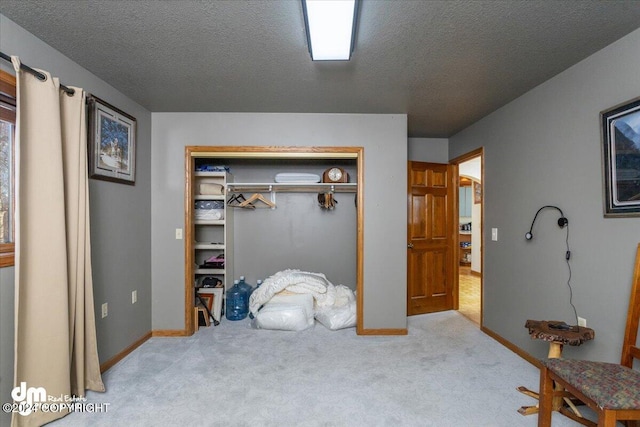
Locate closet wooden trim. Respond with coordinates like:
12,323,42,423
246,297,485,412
184,145,365,335
355,148,365,335
188,145,360,159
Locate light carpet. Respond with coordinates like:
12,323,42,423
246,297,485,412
50,311,587,426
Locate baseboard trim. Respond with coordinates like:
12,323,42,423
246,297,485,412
100,331,152,373
481,325,541,368
357,328,408,336
470,270,481,277
151,329,190,337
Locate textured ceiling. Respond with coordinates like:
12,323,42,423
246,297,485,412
2,0,640,137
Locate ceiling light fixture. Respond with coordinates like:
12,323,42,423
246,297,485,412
302,0,359,61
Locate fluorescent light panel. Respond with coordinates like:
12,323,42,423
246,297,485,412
303,0,357,61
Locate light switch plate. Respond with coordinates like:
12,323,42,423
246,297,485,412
175,228,183,240
491,228,498,241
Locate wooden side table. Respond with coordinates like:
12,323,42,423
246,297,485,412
517,320,595,421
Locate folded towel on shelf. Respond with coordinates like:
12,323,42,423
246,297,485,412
274,173,321,183
198,183,224,195
194,209,223,220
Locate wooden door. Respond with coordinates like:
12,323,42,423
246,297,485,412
407,161,457,315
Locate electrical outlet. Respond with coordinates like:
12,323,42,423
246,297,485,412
101,302,108,318
578,317,587,327
132,290,137,304
175,228,183,240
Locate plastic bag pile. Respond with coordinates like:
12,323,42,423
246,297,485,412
249,269,356,331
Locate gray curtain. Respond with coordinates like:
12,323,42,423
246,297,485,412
11,57,104,427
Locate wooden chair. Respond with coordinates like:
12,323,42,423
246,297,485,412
538,243,640,427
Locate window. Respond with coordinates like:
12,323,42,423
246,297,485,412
0,69,16,267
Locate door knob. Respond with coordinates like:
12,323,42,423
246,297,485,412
407,243,414,249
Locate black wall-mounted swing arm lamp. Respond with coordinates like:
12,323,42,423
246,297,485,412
524,205,579,330
525,205,569,259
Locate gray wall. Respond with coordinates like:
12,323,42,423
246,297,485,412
408,137,449,163
449,27,640,363
151,113,408,331
0,15,152,422
227,160,357,289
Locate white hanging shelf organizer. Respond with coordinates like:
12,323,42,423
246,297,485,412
226,182,357,208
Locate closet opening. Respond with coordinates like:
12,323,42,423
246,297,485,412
184,146,364,335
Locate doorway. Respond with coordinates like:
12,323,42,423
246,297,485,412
452,148,483,326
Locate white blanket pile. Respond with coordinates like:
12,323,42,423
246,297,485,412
249,269,356,330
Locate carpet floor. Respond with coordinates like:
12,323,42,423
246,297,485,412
50,311,589,426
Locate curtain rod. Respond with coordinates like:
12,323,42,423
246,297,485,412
0,51,75,95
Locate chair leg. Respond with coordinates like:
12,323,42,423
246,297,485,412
538,366,553,427
598,411,616,427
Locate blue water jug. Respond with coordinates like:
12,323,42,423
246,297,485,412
248,279,259,298
238,276,252,306
226,280,248,321
247,279,263,319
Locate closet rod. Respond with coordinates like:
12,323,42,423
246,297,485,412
0,51,75,95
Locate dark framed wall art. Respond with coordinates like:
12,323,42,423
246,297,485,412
87,95,137,185
601,96,640,217
473,181,482,204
